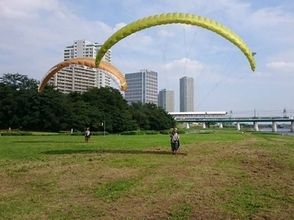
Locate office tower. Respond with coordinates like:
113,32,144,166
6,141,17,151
158,89,175,112
180,76,194,112
125,70,158,105
49,40,112,93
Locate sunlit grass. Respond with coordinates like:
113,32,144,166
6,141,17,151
0,130,293,219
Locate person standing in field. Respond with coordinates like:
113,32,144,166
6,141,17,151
170,128,180,154
85,127,91,143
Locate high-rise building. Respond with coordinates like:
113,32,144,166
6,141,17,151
180,76,194,112
158,89,174,112
125,70,158,105
49,40,112,93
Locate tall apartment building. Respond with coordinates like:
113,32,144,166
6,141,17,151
49,40,112,93
158,89,175,112
125,70,158,105
180,76,194,112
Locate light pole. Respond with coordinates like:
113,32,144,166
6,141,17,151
103,120,106,136
283,108,287,118
101,121,106,136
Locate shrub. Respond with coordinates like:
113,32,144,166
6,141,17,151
91,131,109,136
120,130,145,135
144,130,159,135
177,129,186,134
160,130,170,134
0,131,33,136
70,131,83,136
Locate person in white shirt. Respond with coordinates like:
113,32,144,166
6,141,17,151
85,127,91,143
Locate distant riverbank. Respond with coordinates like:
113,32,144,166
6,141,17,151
259,127,294,135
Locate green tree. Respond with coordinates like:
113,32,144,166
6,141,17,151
0,73,174,132
130,102,175,131
0,83,18,128
0,73,38,90
0,73,39,129
82,87,136,133
37,87,69,131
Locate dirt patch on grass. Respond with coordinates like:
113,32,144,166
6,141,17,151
207,138,294,219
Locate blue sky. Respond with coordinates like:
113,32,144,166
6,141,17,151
1,0,294,115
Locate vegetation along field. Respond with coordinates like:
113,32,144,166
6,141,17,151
0,130,293,219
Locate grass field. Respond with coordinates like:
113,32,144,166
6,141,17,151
0,130,293,219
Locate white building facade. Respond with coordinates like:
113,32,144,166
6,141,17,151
125,70,158,105
49,40,112,93
158,89,175,112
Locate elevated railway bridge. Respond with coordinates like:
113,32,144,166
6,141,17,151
169,112,294,132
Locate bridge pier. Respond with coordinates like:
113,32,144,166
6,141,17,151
186,123,190,129
254,122,259,131
236,122,241,131
272,121,277,132
219,123,223,129
291,121,294,132
202,123,207,129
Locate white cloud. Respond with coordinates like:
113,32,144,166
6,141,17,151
241,5,294,48
157,58,204,93
250,7,294,27
0,0,59,19
163,58,204,75
157,29,174,38
0,0,114,79
266,61,294,73
114,22,127,31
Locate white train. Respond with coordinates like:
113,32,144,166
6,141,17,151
169,111,228,120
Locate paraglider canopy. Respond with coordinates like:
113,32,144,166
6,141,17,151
38,58,127,92
95,13,256,71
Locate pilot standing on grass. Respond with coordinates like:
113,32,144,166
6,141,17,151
170,128,180,154
85,127,91,143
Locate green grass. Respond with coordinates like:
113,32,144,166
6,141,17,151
95,178,136,202
219,184,294,219
0,130,293,219
169,202,193,220
0,131,245,161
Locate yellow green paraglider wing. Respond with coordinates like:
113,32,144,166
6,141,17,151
96,13,256,71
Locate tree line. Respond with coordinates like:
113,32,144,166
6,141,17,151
0,73,175,133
